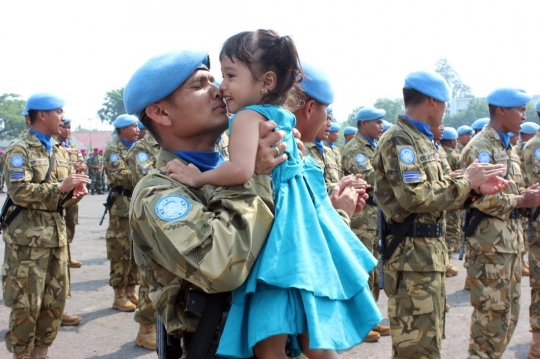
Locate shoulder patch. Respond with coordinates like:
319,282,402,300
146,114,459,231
10,155,24,168
155,195,191,222
534,148,540,160
110,153,119,162
355,153,367,164
136,151,149,163
398,147,416,164
477,151,491,163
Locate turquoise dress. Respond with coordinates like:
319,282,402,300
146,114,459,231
217,105,382,358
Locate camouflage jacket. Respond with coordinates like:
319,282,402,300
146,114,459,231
303,141,341,192
373,116,471,272
129,149,274,335
215,131,230,159
2,131,80,247
438,145,451,176
58,138,84,171
0,153,4,170
104,139,133,218
86,153,103,174
126,134,161,186
442,145,461,172
327,143,343,174
461,126,524,254
341,133,377,231
521,132,540,242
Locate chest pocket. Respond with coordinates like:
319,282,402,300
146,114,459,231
55,159,70,181
29,158,50,182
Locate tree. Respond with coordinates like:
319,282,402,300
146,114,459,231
97,88,126,125
0,93,27,140
443,98,489,128
373,98,403,123
435,58,472,98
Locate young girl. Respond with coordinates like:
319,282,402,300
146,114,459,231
167,29,382,359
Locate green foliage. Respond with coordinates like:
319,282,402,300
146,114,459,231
374,98,403,123
443,98,489,128
0,93,27,139
435,58,472,98
97,88,126,125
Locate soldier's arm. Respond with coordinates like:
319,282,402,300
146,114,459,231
379,135,471,213
104,148,134,190
130,173,274,294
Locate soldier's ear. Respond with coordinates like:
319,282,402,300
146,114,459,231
145,104,172,126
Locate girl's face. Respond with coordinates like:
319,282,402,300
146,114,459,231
219,56,264,114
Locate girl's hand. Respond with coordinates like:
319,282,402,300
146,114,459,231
167,159,202,188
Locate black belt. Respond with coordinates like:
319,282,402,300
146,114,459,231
365,196,376,206
509,209,520,220
389,222,443,238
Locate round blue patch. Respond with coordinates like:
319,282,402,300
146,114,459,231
477,151,491,163
155,195,191,222
136,151,149,162
534,148,540,160
398,147,416,164
355,154,367,164
10,155,24,168
110,153,119,162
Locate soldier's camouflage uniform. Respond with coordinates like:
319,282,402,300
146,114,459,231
103,139,138,289
341,133,380,300
126,134,160,326
303,142,341,193
373,116,472,359
327,143,343,177
461,125,524,359
441,144,462,260
0,152,5,191
86,153,103,193
129,149,274,338
215,132,230,159
519,132,540,333
1,131,80,355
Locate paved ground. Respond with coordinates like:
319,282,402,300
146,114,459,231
0,192,533,358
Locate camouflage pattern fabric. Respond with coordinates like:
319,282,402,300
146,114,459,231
1,131,78,354
373,116,472,358
328,145,343,178
0,152,5,190
461,125,524,358
520,132,540,331
442,145,462,257
303,142,341,192
104,138,137,288
341,133,379,300
215,131,230,159
129,149,274,336
86,153,103,192
126,134,161,325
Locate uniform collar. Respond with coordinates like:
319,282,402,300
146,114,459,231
401,115,434,141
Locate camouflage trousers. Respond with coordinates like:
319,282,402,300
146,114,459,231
465,250,521,359
0,170,4,190
530,235,540,330
89,170,103,192
106,215,138,288
356,228,379,301
65,205,78,245
134,268,157,325
384,270,445,359
445,210,461,260
2,244,68,354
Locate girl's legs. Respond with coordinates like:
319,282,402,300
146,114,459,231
299,334,340,359
253,334,289,359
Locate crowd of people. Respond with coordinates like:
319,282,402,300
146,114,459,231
2,28,540,359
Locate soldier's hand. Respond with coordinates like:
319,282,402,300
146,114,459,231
59,174,91,193
254,120,287,175
72,182,89,199
330,180,358,218
464,160,506,190
517,183,540,208
479,176,510,195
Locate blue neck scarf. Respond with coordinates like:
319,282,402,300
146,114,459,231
216,135,222,144
173,150,225,172
402,115,434,141
495,129,510,149
120,138,135,149
313,139,324,154
326,142,335,150
362,134,377,147
433,141,440,150
30,128,52,153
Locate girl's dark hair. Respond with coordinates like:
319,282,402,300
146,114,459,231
220,29,302,106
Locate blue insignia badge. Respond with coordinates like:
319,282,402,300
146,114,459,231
155,195,191,222
110,153,119,162
355,154,367,164
477,151,491,163
136,152,149,162
10,155,24,168
10,171,24,180
399,147,416,164
534,148,540,160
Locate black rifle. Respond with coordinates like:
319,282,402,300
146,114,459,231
377,208,388,289
459,209,471,260
528,207,540,243
99,190,118,225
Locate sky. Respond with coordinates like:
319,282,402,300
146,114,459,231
1,0,539,131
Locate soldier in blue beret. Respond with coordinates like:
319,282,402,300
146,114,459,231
457,125,474,152
382,120,392,133
343,126,357,144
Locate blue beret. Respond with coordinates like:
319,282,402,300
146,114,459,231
300,62,334,105
441,127,458,140
520,122,539,135
355,107,386,122
457,125,474,135
343,126,357,136
22,104,29,116
26,92,65,111
63,119,72,126
382,120,393,131
535,101,540,113
471,117,489,130
486,87,532,107
124,50,210,114
326,105,333,115
137,120,146,130
113,114,139,129
403,70,450,102
329,123,340,132
509,132,515,138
